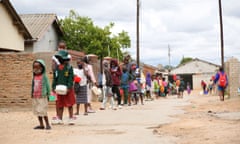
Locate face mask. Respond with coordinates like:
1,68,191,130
78,64,83,69
33,68,42,75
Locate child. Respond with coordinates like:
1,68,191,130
51,41,72,124
52,50,76,125
99,60,116,110
110,59,122,108
145,72,152,100
32,59,51,130
121,66,132,105
73,58,88,115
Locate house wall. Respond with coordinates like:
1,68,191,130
225,58,240,97
33,24,59,52
171,60,219,74
193,73,215,90
0,5,24,51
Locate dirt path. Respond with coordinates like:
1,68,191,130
0,91,239,144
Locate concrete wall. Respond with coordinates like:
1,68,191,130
33,25,59,52
0,4,25,51
225,57,240,97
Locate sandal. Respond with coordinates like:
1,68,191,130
45,125,51,130
84,112,88,116
34,126,44,130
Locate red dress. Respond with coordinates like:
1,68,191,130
56,88,75,108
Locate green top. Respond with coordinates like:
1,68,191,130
52,64,74,90
31,59,51,98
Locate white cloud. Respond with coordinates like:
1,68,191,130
10,0,240,66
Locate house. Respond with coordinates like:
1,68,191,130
170,58,220,90
20,13,63,52
0,0,32,51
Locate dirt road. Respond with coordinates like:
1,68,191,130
0,92,240,144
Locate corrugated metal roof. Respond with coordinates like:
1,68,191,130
19,13,61,40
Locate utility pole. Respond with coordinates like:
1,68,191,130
168,44,171,73
136,0,140,66
218,0,224,68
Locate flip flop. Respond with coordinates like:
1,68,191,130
34,126,44,130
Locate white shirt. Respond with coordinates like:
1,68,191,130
73,68,87,86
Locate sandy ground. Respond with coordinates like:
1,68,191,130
0,91,239,144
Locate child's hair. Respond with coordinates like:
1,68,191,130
122,66,127,73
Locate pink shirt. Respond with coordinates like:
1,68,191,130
33,75,43,98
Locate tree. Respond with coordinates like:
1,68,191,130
179,57,193,66
60,10,131,61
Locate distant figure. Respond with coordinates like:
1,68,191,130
201,80,207,94
214,67,228,101
145,72,152,100
178,78,185,98
208,79,214,95
32,59,51,130
186,82,191,95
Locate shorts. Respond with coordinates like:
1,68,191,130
218,85,225,91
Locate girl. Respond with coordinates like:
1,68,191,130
74,58,88,115
32,59,51,130
52,50,76,125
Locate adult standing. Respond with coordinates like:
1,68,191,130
214,67,228,101
84,55,97,113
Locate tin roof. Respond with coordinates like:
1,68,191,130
19,13,63,41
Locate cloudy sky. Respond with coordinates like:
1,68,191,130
11,0,240,66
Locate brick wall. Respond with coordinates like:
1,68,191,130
0,53,35,106
225,57,240,97
0,51,101,107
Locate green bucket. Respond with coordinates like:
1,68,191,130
49,95,56,102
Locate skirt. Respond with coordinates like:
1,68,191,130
75,85,88,104
56,88,76,108
32,97,48,117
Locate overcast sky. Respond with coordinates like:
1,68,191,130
11,0,240,66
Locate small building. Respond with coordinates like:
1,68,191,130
20,13,63,52
0,0,32,52
170,58,220,90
